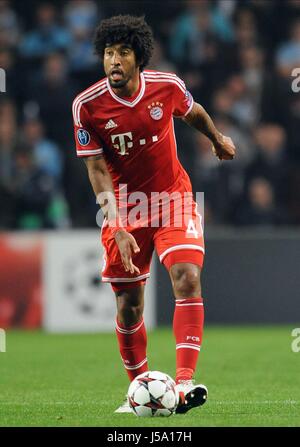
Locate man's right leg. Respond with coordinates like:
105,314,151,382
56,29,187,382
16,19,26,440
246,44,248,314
113,282,149,382
101,224,154,412
113,282,148,413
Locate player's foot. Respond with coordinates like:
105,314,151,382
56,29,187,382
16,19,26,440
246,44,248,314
114,396,132,413
175,380,208,414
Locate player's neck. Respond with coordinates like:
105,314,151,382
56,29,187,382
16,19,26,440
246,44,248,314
112,70,141,98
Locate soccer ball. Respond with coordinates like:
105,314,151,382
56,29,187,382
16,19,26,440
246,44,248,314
127,370,179,417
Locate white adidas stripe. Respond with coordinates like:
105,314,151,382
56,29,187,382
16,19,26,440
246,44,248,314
144,71,185,82
73,79,106,115
184,97,194,117
73,80,106,124
143,70,185,79
144,77,186,94
76,148,103,156
144,74,185,86
123,357,148,370
102,272,150,283
176,344,201,351
74,85,107,127
76,87,108,126
116,319,144,335
77,147,103,153
175,297,203,304
176,302,203,307
159,244,205,262
176,342,201,347
144,72,185,88
73,80,107,126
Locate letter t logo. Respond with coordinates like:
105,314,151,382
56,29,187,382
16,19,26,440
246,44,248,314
111,132,133,155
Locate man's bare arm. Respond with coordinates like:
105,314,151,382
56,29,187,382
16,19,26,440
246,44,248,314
84,155,140,274
84,154,118,221
183,102,236,160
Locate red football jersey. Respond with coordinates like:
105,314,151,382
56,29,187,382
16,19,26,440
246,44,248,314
72,70,194,204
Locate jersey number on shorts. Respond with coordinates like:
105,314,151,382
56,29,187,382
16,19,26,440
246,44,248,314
186,219,199,238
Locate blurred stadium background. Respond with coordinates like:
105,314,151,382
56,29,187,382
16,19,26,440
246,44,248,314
0,0,299,330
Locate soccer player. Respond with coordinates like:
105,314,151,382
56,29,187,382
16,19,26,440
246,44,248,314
72,15,236,414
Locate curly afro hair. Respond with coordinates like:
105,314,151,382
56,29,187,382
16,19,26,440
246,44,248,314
93,15,154,71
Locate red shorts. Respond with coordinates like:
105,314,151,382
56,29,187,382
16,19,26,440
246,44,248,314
101,197,205,287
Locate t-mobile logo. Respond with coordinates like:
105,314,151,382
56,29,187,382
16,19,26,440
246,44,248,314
111,132,159,155
186,335,200,342
111,132,133,156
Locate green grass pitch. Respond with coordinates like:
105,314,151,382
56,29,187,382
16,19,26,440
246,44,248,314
0,326,299,427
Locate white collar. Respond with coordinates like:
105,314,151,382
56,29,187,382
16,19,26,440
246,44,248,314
106,72,145,107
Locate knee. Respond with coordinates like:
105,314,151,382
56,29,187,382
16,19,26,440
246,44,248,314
171,264,201,298
116,291,144,327
117,301,143,326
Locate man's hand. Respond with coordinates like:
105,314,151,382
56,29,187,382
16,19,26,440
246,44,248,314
114,230,140,275
212,134,236,160
182,103,236,160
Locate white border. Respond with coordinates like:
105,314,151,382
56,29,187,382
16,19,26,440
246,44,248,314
102,272,150,283
159,244,205,262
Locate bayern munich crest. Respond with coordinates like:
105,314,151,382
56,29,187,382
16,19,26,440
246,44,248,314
148,102,163,120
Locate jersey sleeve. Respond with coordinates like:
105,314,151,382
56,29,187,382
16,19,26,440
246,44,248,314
172,75,194,118
72,97,104,158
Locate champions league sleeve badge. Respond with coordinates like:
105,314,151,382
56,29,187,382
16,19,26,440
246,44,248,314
185,90,193,108
77,128,91,146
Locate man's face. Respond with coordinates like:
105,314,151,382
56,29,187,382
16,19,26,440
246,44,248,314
104,43,139,88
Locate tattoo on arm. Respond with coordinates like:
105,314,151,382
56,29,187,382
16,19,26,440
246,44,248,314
83,154,104,166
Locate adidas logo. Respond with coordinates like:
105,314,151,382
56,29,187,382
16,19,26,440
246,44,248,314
105,119,118,129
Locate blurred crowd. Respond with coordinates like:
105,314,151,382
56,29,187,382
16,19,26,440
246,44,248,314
1,0,300,229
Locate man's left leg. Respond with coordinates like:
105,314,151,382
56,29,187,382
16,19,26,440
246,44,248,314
154,195,207,412
169,262,204,383
163,252,208,413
